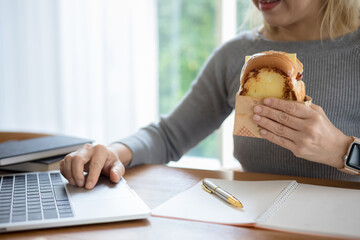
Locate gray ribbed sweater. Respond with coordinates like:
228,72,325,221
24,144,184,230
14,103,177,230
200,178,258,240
120,28,360,181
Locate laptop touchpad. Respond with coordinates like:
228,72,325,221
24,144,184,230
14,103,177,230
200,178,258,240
64,177,147,219
66,176,135,201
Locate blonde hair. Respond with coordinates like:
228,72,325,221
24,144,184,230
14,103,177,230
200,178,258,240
241,0,360,40
320,0,360,39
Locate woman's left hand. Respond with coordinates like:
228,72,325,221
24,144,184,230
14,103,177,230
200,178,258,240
252,97,353,169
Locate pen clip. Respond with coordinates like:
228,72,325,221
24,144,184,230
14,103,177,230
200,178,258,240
201,183,213,194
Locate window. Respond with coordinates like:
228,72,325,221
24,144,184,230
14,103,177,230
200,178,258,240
0,1,158,145
157,0,218,161
158,0,250,169
0,0,252,170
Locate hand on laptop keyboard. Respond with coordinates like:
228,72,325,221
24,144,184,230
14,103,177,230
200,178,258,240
60,143,132,189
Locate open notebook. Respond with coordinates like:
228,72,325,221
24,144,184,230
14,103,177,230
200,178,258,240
152,179,360,239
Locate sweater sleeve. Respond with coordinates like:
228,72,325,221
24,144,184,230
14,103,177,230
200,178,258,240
117,45,234,167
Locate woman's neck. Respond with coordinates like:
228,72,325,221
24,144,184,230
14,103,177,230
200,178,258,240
259,19,328,42
260,25,325,41
259,7,329,42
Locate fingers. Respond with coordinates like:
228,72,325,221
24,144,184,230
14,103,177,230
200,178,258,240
85,145,109,189
60,143,125,190
254,105,303,130
71,155,87,187
61,144,93,187
263,98,312,118
259,128,297,153
252,102,300,153
102,148,125,183
61,152,77,185
109,160,125,183
253,113,298,140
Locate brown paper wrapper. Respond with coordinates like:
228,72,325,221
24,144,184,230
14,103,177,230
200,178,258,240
233,95,312,138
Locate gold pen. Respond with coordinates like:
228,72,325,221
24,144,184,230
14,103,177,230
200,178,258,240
202,179,243,208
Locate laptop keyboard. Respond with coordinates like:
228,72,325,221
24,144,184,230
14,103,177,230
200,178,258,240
0,172,74,224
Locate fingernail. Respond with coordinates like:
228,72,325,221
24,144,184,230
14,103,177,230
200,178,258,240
260,129,267,135
112,165,119,172
253,114,261,121
254,106,262,113
112,171,121,182
69,179,75,185
78,180,84,187
85,181,93,189
264,98,271,105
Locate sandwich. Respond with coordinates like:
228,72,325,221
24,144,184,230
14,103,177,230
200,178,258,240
239,51,305,102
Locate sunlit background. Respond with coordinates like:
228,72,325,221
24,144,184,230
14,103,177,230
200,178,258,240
0,0,251,170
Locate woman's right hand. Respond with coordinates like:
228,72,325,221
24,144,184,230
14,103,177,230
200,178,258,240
60,143,132,190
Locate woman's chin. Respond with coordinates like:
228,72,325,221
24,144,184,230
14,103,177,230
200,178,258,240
262,16,292,28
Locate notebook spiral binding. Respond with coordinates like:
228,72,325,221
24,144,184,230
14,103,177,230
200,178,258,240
256,181,299,223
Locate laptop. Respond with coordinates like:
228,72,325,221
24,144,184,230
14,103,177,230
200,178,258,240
0,170,151,232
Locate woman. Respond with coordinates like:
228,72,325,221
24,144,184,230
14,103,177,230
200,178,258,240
61,0,360,189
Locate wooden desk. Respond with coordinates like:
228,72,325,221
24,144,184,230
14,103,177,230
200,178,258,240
0,132,50,143
1,164,360,240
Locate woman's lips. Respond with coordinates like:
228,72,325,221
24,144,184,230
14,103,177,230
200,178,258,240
259,0,281,11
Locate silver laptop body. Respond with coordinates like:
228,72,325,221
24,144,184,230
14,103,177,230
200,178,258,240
0,170,150,232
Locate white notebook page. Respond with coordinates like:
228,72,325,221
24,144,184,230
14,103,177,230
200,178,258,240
257,183,360,238
152,179,293,225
